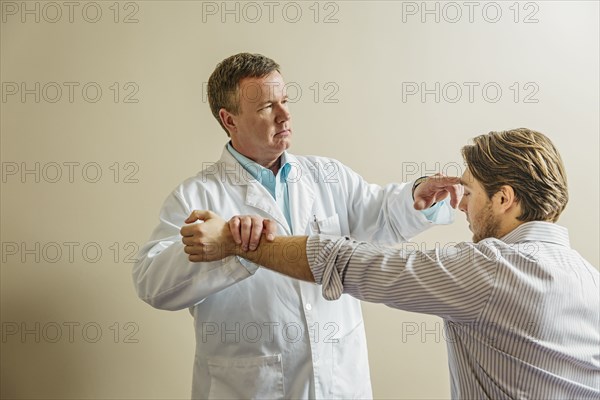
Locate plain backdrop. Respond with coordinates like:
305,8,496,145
1,1,598,399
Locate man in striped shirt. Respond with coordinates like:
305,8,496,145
185,128,600,399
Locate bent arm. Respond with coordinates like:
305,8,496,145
132,192,258,311
331,160,459,243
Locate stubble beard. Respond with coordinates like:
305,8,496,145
472,202,502,243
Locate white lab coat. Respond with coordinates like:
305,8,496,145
133,147,439,399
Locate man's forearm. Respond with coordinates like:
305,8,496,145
233,236,315,282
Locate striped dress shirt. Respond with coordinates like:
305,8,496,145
307,221,600,399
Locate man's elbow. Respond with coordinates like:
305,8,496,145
132,269,190,312
134,287,191,311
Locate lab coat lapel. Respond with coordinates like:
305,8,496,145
218,147,291,233
286,154,315,235
244,184,290,234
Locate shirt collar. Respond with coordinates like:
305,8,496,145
226,142,291,183
500,221,570,248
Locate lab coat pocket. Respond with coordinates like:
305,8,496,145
331,321,372,398
206,354,285,400
310,213,342,236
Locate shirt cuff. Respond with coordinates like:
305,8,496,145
306,235,348,301
235,256,260,275
419,199,455,225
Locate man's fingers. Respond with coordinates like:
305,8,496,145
187,250,207,263
429,175,461,188
248,217,264,251
239,216,253,251
413,198,428,211
189,253,218,262
183,244,200,256
446,184,464,208
182,236,196,246
263,219,277,241
184,210,214,224
180,224,197,237
182,210,223,238
413,175,462,210
431,181,463,209
228,215,277,247
229,217,242,245
184,244,206,255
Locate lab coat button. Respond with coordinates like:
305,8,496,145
305,303,312,311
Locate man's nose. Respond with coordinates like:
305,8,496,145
275,103,290,124
458,197,467,213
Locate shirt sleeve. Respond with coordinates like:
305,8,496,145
237,257,260,274
420,199,455,224
306,235,499,322
331,158,454,243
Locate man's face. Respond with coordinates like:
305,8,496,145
458,168,502,242
226,71,292,165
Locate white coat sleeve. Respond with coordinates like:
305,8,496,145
132,190,257,311
335,160,451,243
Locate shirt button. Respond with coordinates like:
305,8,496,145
305,303,312,311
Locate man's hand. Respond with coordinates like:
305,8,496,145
181,210,236,262
180,211,312,281
228,215,278,251
413,174,463,210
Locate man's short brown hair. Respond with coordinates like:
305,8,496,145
207,53,280,136
461,128,568,222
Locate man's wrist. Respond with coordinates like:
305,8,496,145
412,176,437,209
229,240,242,258
219,228,239,258
411,176,429,200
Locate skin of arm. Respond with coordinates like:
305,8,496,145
237,235,314,282
182,210,314,282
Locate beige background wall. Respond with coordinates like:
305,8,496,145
1,1,598,399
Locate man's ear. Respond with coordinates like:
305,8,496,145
494,185,517,212
219,108,237,135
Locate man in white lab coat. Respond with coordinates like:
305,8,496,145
133,53,461,399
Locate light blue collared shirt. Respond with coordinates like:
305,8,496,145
227,143,293,232
421,199,452,223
